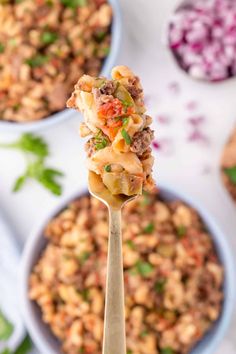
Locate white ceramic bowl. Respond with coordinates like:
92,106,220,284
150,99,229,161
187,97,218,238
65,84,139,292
20,183,236,354
0,0,122,133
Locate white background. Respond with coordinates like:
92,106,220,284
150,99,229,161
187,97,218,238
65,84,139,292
0,0,235,352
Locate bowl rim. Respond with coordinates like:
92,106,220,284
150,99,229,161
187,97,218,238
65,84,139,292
0,0,122,133
19,183,236,354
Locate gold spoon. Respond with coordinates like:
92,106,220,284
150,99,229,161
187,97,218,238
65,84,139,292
88,171,137,354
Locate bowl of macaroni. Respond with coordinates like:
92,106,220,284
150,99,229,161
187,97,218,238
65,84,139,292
0,0,122,132
20,183,235,354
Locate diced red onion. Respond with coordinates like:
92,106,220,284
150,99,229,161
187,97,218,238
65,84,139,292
168,0,236,82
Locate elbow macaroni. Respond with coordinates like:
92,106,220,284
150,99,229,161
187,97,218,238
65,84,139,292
67,66,155,196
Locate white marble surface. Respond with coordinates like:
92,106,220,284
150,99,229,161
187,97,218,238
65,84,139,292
0,0,236,353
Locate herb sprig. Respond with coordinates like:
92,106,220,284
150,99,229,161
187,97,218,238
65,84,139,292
0,133,64,196
0,308,32,354
0,310,14,341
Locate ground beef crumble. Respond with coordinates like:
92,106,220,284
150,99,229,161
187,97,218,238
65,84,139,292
131,127,154,156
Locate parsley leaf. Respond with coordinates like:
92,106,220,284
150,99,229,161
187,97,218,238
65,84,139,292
41,31,58,45
224,166,236,184
14,335,32,354
121,129,132,145
13,175,27,192
0,134,64,196
27,160,64,196
1,349,11,354
0,133,48,157
0,311,14,341
143,222,154,234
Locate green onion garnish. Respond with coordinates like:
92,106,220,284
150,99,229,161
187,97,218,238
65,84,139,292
0,43,5,53
143,222,154,234
104,164,111,172
41,31,58,45
121,129,132,145
154,279,166,294
224,166,236,184
26,55,49,68
136,261,153,277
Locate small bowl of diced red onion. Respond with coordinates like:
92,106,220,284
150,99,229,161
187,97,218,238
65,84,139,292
167,0,236,82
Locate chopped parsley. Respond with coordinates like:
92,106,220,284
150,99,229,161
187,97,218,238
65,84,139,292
104,164,111,172
26,54,49,68
0,311,14,341
136,261,153,277
41,31,58,45
143,222,154,234
177,225,186,238
0,43,5,53
224,166,236,184
127,351,133,354
154,278,166,294
121,128,132,145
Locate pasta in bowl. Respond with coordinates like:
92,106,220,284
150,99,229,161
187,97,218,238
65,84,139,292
67,65,155,196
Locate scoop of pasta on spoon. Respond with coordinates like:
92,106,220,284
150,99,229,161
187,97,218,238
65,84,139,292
67,65,155,354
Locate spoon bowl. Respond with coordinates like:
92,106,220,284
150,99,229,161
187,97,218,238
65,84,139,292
88,171,136,210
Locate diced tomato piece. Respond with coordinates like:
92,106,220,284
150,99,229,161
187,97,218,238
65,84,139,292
98,98,123,119
126,106,135,115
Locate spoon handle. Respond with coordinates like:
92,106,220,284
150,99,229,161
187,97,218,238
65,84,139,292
103,208,126,354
